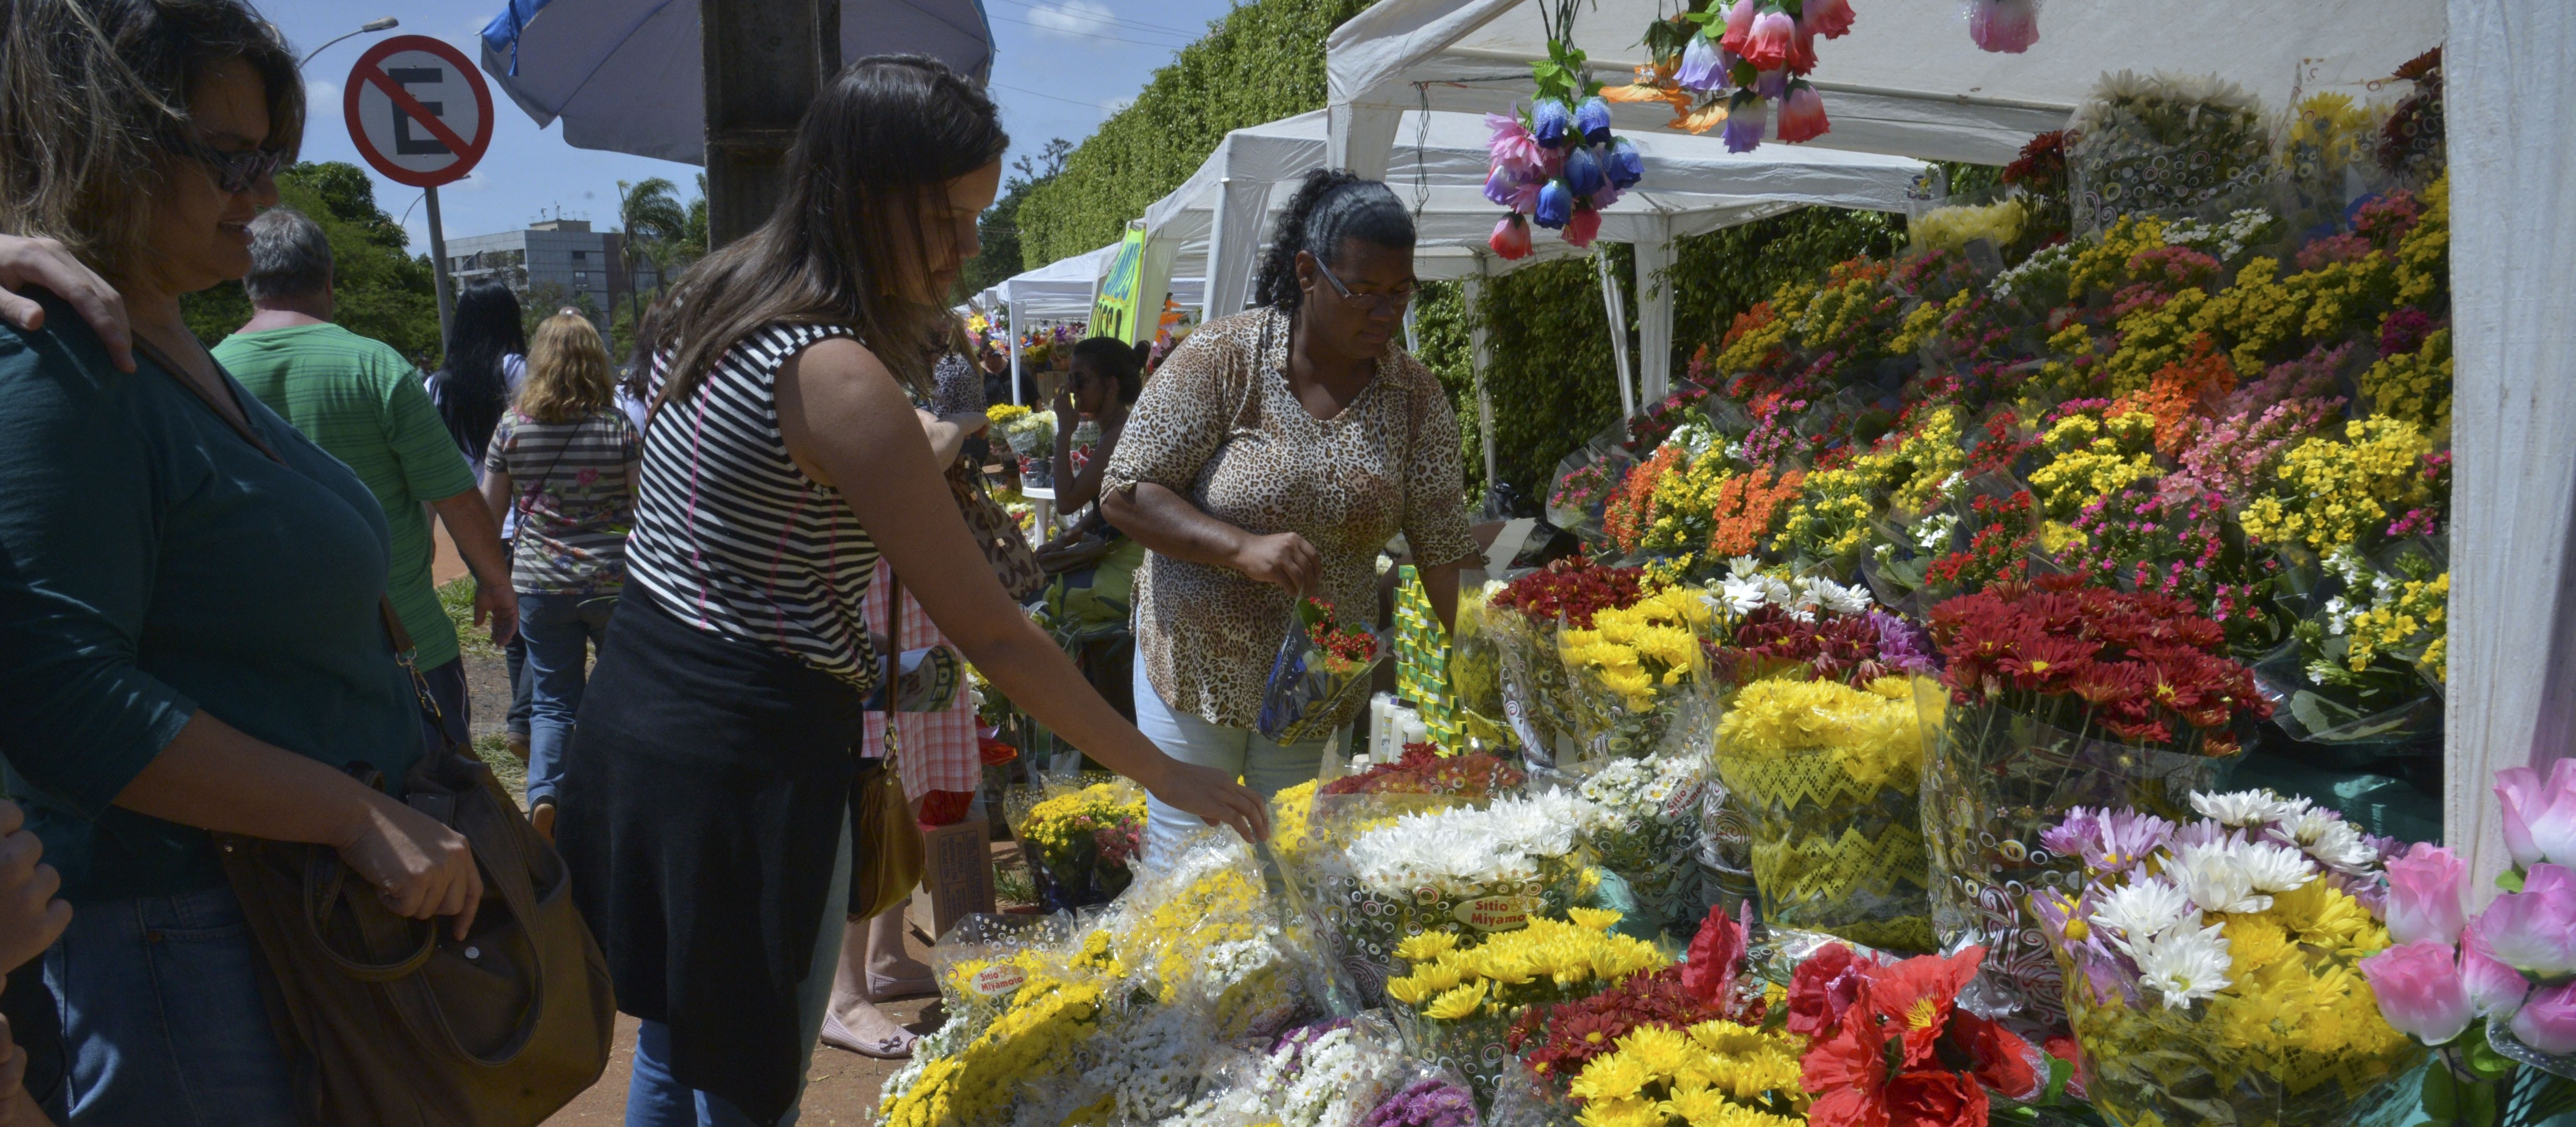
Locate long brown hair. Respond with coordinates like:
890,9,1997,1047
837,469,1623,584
0,0,304,283
639,55,1006,413
515,314,615,423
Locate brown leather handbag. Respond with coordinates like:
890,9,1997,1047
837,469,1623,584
850,573,928,921
216,745,616,1127
950,458,1049,602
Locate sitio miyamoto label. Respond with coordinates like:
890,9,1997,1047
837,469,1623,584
1453,895,1533,933
968,964,1027,998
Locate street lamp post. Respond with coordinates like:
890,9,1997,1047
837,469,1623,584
298,16,399,69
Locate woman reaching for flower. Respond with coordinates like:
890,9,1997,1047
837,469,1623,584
1101,170,1478,860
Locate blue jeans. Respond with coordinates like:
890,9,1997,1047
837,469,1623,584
506,632,534,738
43,885,298,1126
1133,659,1328,862
624,812,852,1126
522,590,618,807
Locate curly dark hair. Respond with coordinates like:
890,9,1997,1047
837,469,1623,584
1250,169,1414,313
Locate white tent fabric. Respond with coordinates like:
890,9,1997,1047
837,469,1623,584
1141,109,1924,400
1324,0,2444,172
980,243,1208,399
2444,0,2576,897
478,0,994,165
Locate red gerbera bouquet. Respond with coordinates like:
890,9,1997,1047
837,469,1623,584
1321,741,1525,798
1926,574,2270,754
1792,945,2062,1127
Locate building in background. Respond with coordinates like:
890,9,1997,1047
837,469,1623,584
444,218,660,343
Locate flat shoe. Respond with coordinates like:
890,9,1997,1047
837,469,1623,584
820,1011,915,1060
867,972,938,1003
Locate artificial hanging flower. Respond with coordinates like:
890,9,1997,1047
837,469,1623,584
1740,7,1798,72
1576,96,1614,145
1482,166,1522,208
1484,112,1549,178
1719,0,1758,56
1534,179,1574,228
1565,206,1602,249
1968,0,2041,53
1778,82,1830,143
1563,145,1606,197
1723,90,1769,153
1675,33,1725,91
1532,98,1576,147
1606,137,1645,188
1804,0,1857,39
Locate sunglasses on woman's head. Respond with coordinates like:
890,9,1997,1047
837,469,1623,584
160,135,285,194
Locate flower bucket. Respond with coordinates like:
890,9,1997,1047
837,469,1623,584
2060,959,2429,1127
1918,692,2240,1027
1714,676,1938,954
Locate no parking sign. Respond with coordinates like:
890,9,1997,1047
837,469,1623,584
343,35,493,187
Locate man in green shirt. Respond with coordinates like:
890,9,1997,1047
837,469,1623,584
212,208,515,743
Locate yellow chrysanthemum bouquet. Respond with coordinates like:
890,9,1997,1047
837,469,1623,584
2031,789,2426,1127
1383,909,1664,1108
1558,584,1720,763
1715,675,1941,954
1562,1020,1811,1127
1008,777,1148,912
884,915,1107,1127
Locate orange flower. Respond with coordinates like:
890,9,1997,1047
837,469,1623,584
1861,948,1985,1067
1672,100,1730,134
1708,466,1805,556
1604,444,1683,553
2120,334,2238,458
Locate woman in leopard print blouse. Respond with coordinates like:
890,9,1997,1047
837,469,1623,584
1103,171,1478,858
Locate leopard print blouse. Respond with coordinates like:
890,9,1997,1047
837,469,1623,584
1105,307,1478,730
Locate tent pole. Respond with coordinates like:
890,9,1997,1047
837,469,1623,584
1596,248,1635,419
1007,299,1025,406
1635,223,1674,406
1465,263,1497,500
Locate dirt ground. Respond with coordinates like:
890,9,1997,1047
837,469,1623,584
436,525,934,1124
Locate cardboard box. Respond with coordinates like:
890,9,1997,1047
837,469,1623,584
908,818,997,942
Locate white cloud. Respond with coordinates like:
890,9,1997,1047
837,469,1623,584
1026,0,1117,39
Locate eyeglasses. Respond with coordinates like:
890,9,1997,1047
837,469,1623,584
1313,258,1416,316
160,135,285,194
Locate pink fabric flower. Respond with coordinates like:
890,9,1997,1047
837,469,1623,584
1803,0,1856,38
2497,760,2576,869
1718,0,1758,56
2462,929,2532,1019
2385,842,2467,946
1968,0,2041,53
1740,9,1797,71
2359,941,2472,1046
2514,981,2576,1055
1564,206,1603,249
1778,83,1830,143
2475,863,2576,976
1488,213,1532,260
1486,112,1550,179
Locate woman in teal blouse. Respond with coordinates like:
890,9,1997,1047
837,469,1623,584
0,4,480,1122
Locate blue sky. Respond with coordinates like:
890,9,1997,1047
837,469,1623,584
259,0,1236,254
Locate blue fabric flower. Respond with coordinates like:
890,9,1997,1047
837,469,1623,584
1606,137,1644,189
1533,179,1574,228
1530,99,1574,148
1576,97,1614,145
1563,145,1606,197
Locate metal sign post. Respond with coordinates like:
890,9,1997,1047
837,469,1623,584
344,35,494,349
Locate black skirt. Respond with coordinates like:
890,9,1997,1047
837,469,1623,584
556,589,865,1126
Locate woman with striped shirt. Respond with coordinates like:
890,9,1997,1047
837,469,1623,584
479,313,639,842
554,56,1268,1127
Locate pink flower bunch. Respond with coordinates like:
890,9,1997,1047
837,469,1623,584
1966,0,2040,53
2359,762,2576,1055
1485,96,1638,257
1664,0,1857,153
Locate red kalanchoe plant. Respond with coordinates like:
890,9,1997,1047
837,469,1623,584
1796,945,2048,1127
1488,553,1647,629
1300,598,1379,668
1927,575,2270,753
1320,742,1526,798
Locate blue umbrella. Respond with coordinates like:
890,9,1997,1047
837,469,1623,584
480,0,995,165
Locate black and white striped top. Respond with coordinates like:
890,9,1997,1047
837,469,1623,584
625,323,879,691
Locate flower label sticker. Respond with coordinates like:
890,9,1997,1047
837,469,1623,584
1454,895,1535,933
967,964,1027,998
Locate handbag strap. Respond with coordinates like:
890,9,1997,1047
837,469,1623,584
880,570,902,761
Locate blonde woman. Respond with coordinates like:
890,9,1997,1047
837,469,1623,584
478,314,642,840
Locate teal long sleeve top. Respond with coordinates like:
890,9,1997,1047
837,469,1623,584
0,297,421,902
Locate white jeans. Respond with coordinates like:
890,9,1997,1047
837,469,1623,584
1133,659,1329,861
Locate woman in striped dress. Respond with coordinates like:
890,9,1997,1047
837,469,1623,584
552,56,1269,1127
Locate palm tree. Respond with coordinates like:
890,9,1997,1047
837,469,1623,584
615,177,686,328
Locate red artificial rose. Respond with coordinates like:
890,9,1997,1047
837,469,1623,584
1787,942,1869,1037
1682,905,1747,1005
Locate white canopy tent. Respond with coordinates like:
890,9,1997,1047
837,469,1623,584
975,244,1206,402
1323,0,2445,174
1326,0,2576,888
1140,108,1925,427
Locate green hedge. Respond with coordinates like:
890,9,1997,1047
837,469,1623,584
1016,0,1374,266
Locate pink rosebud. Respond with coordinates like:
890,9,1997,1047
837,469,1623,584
1719,0,1758,55
1740,9,1797,72
2462,929,2532,1019
2359,941,2472,1046
2386,842,2467,946
2498,766,2546,869
2474,863,2576,976
1803,0,1856,38
1563,206,1603,249
1968,0,2041,54
2514,981,2576,1054
1488,213,1532,260
1778,84,1830,144
2501,760,2576,869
